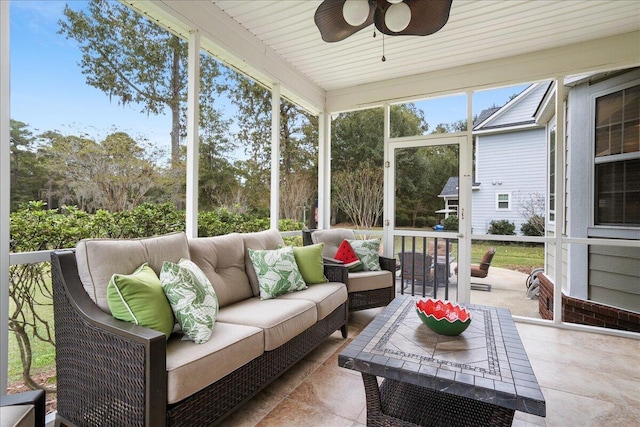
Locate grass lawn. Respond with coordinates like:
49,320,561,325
391,234,544,275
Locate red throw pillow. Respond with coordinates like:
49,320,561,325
334,240,363,271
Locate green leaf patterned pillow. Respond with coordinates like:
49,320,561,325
347,238,381,271
248,246,308,300
160,259,219,344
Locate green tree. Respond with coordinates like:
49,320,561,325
58,0,229,205
9,120,49,211
331,105,427,224
39,130,163,212
395,145,458,226
430,118,468,134
332,104,427,171
226,74,318,217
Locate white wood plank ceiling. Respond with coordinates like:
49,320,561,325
211,0,639,91
125,0,640,112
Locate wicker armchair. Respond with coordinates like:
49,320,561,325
302,229,396,311
455,247,496,291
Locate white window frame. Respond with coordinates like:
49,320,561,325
495,192,511,211
591,79,640,228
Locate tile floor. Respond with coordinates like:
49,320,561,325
218,307,640,427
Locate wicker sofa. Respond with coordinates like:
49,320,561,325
50,230,349,427
302,229,396,311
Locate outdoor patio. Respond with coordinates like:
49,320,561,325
216,306,640,427
398,266,541,318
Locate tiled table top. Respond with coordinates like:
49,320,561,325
338,295,546,417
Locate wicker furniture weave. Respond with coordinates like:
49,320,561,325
51,250,348,427
302,229,396,311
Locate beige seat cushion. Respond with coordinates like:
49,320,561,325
166,322,263,404
216,298,317,351
278,283,347,320
189,234,253,308
76,232,190,313
310,229,355,259
0,404,34,427
347,270,393,293
241,229,286,296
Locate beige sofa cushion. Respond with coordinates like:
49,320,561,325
189,234,253,308
0,404,34,427
278,283,347,320
166,322,263,404
216,298,316,351
347,270,393,293
241,229,286,296
311,229,355,259
76,232,189,313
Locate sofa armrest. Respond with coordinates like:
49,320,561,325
379,256,397,273
0,389,45,427
323,262,348,284
51,250,167,427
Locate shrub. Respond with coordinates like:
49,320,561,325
443,215,458,231
521,214,545,236
488,219,516,235
415,216,427,228
395,212,411,227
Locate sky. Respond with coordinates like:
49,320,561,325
9,0,529,159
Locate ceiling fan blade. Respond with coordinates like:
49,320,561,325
314,0,375,42
374,0,453,36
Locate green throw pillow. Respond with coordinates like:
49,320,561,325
107,263,174,339
292,243,328,285
248,246,308,300
347,238,382,271
160,259,219,344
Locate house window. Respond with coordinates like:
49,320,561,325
496,193,510,210
594,84,640,226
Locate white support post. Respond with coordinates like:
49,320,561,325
270,83,281,230
553,76,566,323
317,112,331,229
185,30,201,238
382,104,393,258
457,91,475,304
1,0,10,394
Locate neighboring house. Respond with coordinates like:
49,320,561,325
439,72,638,315
438,82,552,235
437,176,478,219
535,67,640,314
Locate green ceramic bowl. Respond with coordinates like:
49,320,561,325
416,299,472,336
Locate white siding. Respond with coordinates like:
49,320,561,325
482,83,550,128
565,68,640,309
472,128,547,235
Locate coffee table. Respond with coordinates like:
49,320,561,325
338,295,545,426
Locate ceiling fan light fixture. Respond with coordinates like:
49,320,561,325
385,1,411,32
343,0,371,27
386,0,404,4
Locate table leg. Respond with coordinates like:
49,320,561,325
361,374,421,427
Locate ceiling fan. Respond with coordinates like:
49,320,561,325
314,0,454,43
